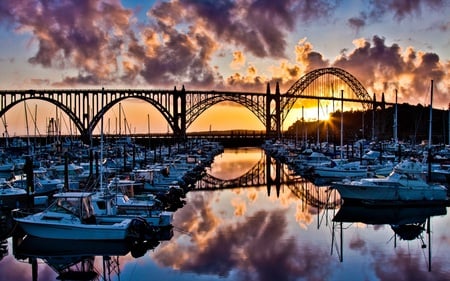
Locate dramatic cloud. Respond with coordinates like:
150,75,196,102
168,0,339,59
155,197,333,281
0,0,135,85
0,1,449,108
333,35,448,106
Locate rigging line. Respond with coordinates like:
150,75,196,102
1,115,8,137
119,103,133,136
24,101,42,136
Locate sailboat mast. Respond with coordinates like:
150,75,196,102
393,89,398,143
1,115,9,147
100,89,105,192
24,101,31,154
340,90,344,160
428,80,434,150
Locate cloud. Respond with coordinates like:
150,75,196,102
0,0,448,109
366,0,444,21
373,248,448,281
155,205,332,281
230,51,246,69
0,0,135,85
332,35,448,106
348,15,366,33
168,0,338,59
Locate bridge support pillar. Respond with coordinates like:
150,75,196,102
173,86,187,141
265,83,271,139
265,82,281,140
275,82,281,139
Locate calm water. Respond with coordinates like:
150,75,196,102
2,147,450,281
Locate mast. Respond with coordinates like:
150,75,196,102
317,99,320,147
1,115,9,147
393,89,398,143
340,90,344,159
426,80,434,182
428,80,433,150
24,101,31,154
100,89,105,193
118,102,122,136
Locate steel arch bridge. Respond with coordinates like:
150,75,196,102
194,154,341,209
0,67,381,142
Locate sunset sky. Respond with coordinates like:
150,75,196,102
0,0,449,135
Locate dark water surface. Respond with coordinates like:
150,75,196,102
1,147,450,281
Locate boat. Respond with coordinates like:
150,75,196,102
293,151,332,173
12,192,149,240
12,167,64,197
91,187,173,228
0,178,27,208
312,160,368,179
331,158,448,205
333,203,447,225
0,161,14,172
331,203,446,267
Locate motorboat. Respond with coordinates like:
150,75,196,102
12,192,148,240
331,159,448,205
294,152,332,173
333,203,447,226
91,189,173,228
313,160,368,179
12,167,64,196
0,178,27,208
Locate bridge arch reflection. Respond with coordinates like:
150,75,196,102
194,153,341,209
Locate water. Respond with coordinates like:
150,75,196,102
2,147,450,281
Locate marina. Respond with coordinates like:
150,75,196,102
1,146,450,280
1,1,450,279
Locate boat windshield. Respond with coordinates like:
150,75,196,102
50,196,94,219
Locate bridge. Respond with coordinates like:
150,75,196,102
194,153,341,209
0,67,386,142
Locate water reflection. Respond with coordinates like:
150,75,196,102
12,233,172,280
331,204,446,268
1,147,450,280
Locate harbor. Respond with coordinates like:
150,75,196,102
1,146,450,280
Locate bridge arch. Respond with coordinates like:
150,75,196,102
0,96,84,136
185,92,266,129
89,96,176,137
280,67,373,122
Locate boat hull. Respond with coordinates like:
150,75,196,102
0,193,28,209
314,168,367,179
333,183,448,205
15,217,131,240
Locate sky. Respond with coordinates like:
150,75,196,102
0,0,449,135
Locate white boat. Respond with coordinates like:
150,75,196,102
12,167,64,196
91,185,173,228
313,160,368,179
132,167,184,192
12,192,142,240
294,152,332,172
48,163,85,179
368,161,396,177
0,178,27,208
332,159,448,205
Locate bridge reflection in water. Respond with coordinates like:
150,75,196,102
193,151,341,212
